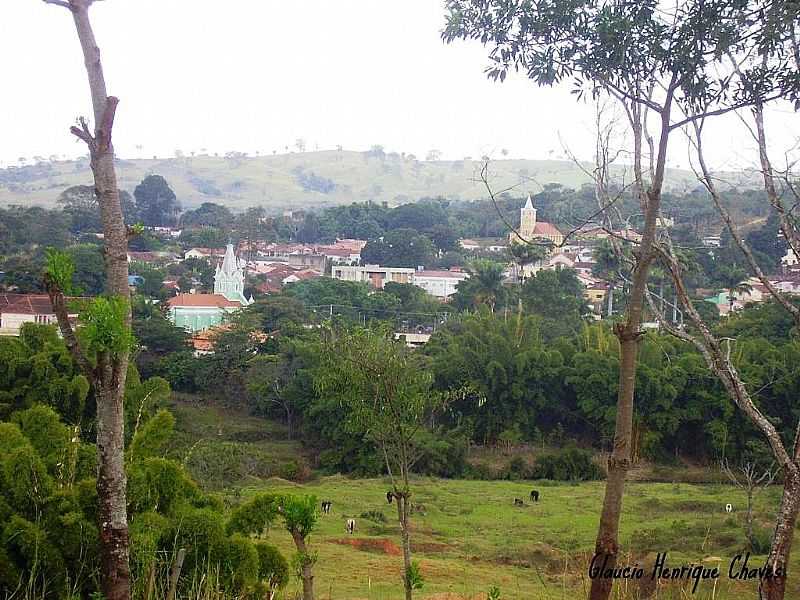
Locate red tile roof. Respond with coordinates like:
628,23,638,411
533,222,562,237
0,294,81,315
167,294,243,308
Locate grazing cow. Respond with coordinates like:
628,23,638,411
725,503,733,513
386,491,394,504
530,490,540,502
513,498,524,507
321,501,332,515
346,519,356,534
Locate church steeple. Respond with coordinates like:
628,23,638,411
519,193,537,239
213,243,251,304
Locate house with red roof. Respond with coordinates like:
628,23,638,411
0,294,79,337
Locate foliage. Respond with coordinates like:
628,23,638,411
531,447,604,481
134,174,180,227
80,296,135,358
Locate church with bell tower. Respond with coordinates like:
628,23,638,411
509,194,564,247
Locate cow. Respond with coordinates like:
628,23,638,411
386,491,394,504
725,503,733,513
513,498,524,507
530,490,540,502
346,519,356,534
321,501,332,515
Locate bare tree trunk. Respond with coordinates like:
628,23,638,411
43,2,131,599
395,492,413,600
589,84,675,600
291,531,315,600
761,471,800,600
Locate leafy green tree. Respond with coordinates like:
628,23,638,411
451,260,507,312
521,268,585,337
68,243,106,295
279,494,319,600
180,202,235,229
361,228,436,268
317,327,445,600
134,174,180,227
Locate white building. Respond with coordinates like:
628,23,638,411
0,294,78,337
331,264,415,289
412,269,469,300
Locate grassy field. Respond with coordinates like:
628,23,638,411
0,151,716,211
164,400,796,600
226,477,791,600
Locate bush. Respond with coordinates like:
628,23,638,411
530,447,603,481
413,429,468,478
360,510,388,523
254,542,289,593
507,456,530,480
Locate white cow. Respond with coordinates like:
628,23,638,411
346,519,356,534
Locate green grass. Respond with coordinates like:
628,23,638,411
0,152,711,211
166,399,795,599
229,476,791,600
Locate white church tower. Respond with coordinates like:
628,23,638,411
214,243,253,305
509,194,538,244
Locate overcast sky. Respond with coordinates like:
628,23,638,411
2,0,798,170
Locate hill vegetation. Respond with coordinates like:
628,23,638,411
0,151,749,211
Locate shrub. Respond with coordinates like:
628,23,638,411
360,510,388,523
531,447,603,481
254,542,289,594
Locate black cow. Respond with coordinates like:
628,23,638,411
321,501,332,514
386,491,394,504
530,490,540,502
513,498,524,507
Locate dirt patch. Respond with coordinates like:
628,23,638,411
329,537,402,555
413,541,451,553
424,594,487,600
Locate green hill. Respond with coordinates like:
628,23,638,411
0,150,722,212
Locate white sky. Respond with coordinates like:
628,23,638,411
1,0,797,170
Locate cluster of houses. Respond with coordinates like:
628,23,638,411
3,198,798,343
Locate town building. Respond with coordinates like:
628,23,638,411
168,243,253,332
331,264,415,289
508,194,564,247
412,268,469,300
0,294,79,337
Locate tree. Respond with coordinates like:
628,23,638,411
42,1,134,598
453,260,506,312
716,265,752,315
247,355,298,440
279,495,318,600
180,202,234,229
317,328,445,600
58,184,137,233
361,229,435,268
69,243,106,295
134,174,180,227
721,442,776,551
443,4,773,599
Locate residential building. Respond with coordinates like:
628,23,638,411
0,294,79,337
331,264,415,289
412,269,469,300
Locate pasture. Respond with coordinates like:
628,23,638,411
225,476,795,600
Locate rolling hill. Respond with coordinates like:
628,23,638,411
0,150,747,212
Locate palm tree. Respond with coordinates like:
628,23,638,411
717,265,753,315
465,260,506,312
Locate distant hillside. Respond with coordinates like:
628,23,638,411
0,150,750,212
